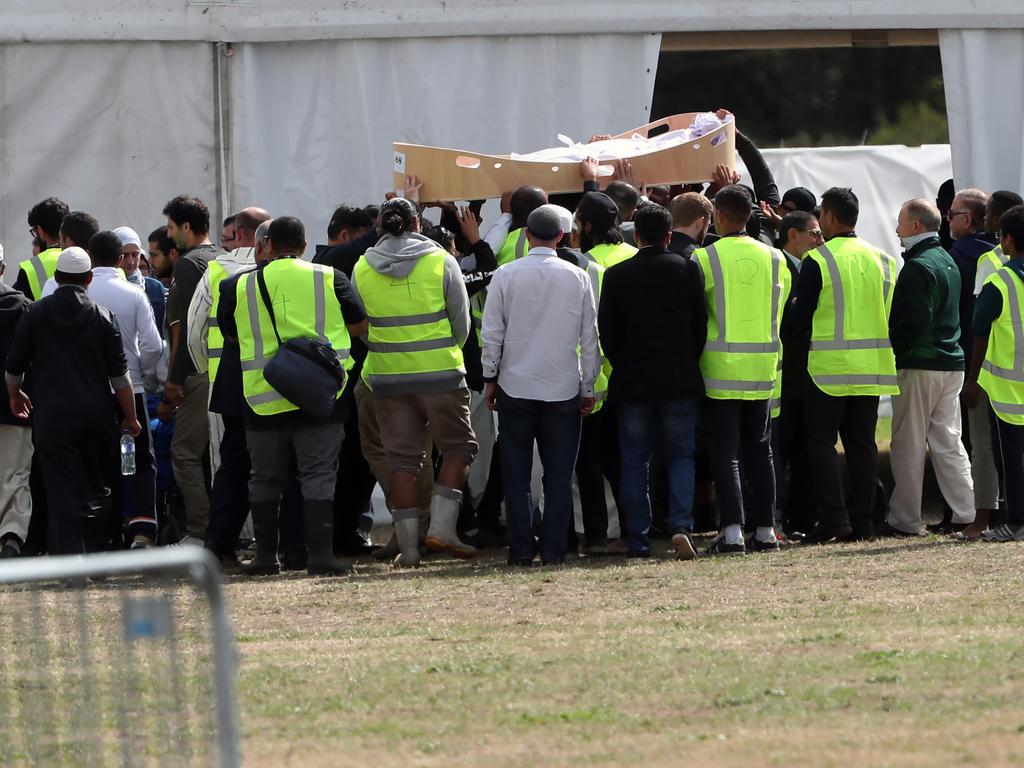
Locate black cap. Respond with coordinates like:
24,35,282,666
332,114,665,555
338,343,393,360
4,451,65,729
576,192,619,232
782,186,817,212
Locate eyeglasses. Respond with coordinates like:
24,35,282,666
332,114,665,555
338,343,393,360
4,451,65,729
947,210,970,221
803,229,824,238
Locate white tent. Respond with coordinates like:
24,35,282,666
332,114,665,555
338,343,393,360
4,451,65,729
0,2,1020,268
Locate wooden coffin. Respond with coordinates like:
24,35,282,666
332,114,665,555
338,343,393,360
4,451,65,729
391,112,736,201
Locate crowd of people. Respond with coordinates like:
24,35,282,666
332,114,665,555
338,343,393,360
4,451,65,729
2,120,1024,572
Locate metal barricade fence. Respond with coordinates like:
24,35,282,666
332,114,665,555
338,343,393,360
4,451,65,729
0,547,240,767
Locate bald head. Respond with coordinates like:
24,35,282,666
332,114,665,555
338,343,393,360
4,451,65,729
234,207,272,248
902,198,942,232
897,198,942,243
510,186,548,229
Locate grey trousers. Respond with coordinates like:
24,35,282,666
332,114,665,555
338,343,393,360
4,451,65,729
0,425,33,542
172,372,211,537
247,421,345,503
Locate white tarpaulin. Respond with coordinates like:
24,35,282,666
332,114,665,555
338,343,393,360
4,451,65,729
0,42,217,277
940,29,1024,194
740,144,953,258
229,34,662,247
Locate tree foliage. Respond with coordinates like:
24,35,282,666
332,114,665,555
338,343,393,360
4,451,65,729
651,46,947,148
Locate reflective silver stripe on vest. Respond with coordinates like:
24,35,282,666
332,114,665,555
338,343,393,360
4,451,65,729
248,390,287,406
982,361,1024,382
367,310,447,327
998,269,1024,372
28,256,47,294
989,399,1024,415
208,317,220,329
245,275,264,361
312,265,328,343
706,244,727,341
516,229,528,260
811,338,892,351
209,348,223,359
816,244,845,340
770,248,783,343
770,397,781,413
703,378,775,392
814,374,898,386
366,336,456,354
704,341,780,353
880,250,893,304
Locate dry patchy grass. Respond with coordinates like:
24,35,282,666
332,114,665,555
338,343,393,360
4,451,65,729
226,536,1024,767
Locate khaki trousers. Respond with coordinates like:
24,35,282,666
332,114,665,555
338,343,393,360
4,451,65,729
887,369,975,533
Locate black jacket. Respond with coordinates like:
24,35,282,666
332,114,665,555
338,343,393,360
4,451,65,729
0,283,31,426
598,245,707,402
5,285,127,436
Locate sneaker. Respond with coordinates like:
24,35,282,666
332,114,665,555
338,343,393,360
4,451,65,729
705,535,745,556
802,521,854,545
129,535,155,550
671,533,697,561
980,524,1024,543
749,535,781,553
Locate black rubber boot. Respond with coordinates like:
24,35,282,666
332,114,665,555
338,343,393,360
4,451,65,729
241,501,280,576
305,500,352,576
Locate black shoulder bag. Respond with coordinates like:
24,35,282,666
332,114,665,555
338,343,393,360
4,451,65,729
255,268,345,419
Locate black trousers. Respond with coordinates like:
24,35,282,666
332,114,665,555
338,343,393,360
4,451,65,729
35,419,120,555
331,406,376,550
703,398,775,529
205,414,251,555
574,405,622,544
803,386,879,533
205,413,306,558
773,399,815,533
119,393,158,540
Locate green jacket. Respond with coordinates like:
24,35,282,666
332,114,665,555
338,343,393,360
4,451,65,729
889,235,964,371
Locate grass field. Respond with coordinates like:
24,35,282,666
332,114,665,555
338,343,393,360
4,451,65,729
228,535,1024,767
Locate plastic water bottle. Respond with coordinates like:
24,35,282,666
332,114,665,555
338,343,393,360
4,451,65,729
120,432,136,476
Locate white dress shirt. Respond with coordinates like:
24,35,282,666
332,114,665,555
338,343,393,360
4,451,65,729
481,247,599,402
88,266,163,393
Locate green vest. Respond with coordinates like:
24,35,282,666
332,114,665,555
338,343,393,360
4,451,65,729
693,237,790,400
978,267,1024,425
770,358,783,419
206,260,229,383
978,245,1008,279
19,247,61,300
354,250,464,391
806,237,899,396
235,259,352,416
587,242,638,270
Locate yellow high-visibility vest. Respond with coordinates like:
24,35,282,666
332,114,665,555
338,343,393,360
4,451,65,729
978,266,1024,425
805,237,899,396
693,236,791,400
354,250,464,391
235,259,352,415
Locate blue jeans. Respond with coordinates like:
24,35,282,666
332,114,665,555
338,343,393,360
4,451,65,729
497,388,582,563
618,398,698,556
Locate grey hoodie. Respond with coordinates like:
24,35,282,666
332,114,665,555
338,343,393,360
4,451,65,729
354,232,471,395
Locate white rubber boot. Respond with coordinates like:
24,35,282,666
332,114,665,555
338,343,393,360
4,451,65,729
392,508,421,567
425,487,477,559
